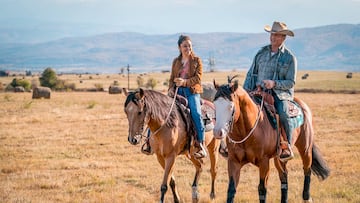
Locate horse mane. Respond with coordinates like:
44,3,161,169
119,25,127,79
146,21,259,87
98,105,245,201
144,90,178,128
126,89,178,128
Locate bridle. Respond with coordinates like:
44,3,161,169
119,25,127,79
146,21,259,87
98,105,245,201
226,93,264,144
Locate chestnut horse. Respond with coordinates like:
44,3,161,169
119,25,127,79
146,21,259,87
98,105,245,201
212,80,330,203
123,88,221,203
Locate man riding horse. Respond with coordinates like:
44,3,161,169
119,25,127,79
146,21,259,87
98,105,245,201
243,21,297,162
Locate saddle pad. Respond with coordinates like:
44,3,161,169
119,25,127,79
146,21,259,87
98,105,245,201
288,100,304,128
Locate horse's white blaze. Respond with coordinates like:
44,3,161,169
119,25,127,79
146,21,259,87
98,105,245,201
213,97,234,139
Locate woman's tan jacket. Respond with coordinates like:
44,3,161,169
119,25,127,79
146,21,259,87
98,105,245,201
168,54,203,94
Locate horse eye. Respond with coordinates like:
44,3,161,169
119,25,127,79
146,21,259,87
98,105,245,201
138,111,142,115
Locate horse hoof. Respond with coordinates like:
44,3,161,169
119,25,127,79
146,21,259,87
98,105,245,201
192,186,199,202
303,197,313,203
210,192,216,200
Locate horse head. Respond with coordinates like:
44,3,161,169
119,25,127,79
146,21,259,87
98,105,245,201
212,78,239,139
124,88,147,145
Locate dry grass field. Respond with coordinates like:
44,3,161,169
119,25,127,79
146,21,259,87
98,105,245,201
0,71,359,203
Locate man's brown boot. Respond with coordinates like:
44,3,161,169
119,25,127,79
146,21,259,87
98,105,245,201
279,143,294,162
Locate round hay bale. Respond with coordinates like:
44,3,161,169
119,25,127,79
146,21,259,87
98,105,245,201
32,86,51,99
108,85,122,94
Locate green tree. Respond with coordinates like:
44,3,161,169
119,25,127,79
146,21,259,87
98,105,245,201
39,68,57,89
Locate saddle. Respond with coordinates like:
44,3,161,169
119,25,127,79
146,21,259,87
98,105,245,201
174,95,215,156
174,94,215,133
250,88,303,129
249,89,304,154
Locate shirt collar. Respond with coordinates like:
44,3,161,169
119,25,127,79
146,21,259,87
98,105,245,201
267,44,286,53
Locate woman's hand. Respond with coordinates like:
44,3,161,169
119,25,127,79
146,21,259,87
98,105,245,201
174,78,187,87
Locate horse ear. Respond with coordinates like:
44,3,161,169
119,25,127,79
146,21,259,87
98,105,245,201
231,80,239,92
123,88,128,96
213,79,219,90
139,88,145,98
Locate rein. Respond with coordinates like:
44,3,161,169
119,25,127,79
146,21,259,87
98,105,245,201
227,94,264,144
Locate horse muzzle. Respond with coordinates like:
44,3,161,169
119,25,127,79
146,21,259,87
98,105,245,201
128,134,141,145
213,128,227,139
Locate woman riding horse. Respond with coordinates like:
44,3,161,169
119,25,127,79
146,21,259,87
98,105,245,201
124,88,221,203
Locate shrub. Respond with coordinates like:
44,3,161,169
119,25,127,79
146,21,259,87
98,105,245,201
40,68,57,89
137,76,144,88
94,83,103,91
55,79,76,91
146,78,158,90
87,101,97,109
10,78,32,91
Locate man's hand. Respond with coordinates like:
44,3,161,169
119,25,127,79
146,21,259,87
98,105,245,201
174,78,187,87
262,80,275,89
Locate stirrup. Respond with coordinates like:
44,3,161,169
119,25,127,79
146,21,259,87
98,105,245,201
141,142,153,155
279,144,294,162
194,143,207,159
219,146,228,158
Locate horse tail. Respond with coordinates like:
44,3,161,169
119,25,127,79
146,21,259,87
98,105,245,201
311,143,330,180
294,97,313,153
295,97,330,180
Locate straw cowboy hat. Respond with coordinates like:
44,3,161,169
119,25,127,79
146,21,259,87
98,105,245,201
264,21,294,37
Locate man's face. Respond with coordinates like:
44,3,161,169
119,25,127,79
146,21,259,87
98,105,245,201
270,33,286,48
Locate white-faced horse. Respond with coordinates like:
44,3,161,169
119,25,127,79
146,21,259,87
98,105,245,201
212,80,330,203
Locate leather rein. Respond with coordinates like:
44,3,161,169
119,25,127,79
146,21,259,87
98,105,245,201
227,93,264,144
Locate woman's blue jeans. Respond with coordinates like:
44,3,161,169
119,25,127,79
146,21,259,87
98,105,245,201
177,87,205,142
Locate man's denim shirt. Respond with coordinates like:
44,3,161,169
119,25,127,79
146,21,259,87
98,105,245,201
243,44,297,100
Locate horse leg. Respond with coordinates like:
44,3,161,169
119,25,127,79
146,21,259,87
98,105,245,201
274,158,289,203
258,159,270,203
296,143,313,203
189,157,203,203
207,138,220,200
226,159,242,203
156,154,179,203
169,176,180,203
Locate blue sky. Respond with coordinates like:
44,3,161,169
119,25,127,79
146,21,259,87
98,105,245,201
1,0,359,34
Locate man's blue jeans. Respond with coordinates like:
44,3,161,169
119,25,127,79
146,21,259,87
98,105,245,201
273,94,293,144
178,87,205,142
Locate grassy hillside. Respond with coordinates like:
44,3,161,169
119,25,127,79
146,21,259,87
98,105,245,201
1,24,359,72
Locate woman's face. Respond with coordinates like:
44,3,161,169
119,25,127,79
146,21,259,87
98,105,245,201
179,39,192,57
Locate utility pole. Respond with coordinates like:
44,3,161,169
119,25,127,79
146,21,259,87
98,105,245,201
127,64,130,90
209,55,215,72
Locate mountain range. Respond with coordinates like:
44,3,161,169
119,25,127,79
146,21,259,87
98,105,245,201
0,24,359,73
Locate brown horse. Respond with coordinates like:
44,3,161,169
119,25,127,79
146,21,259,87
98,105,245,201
212,80,330,203
123,88,221,203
